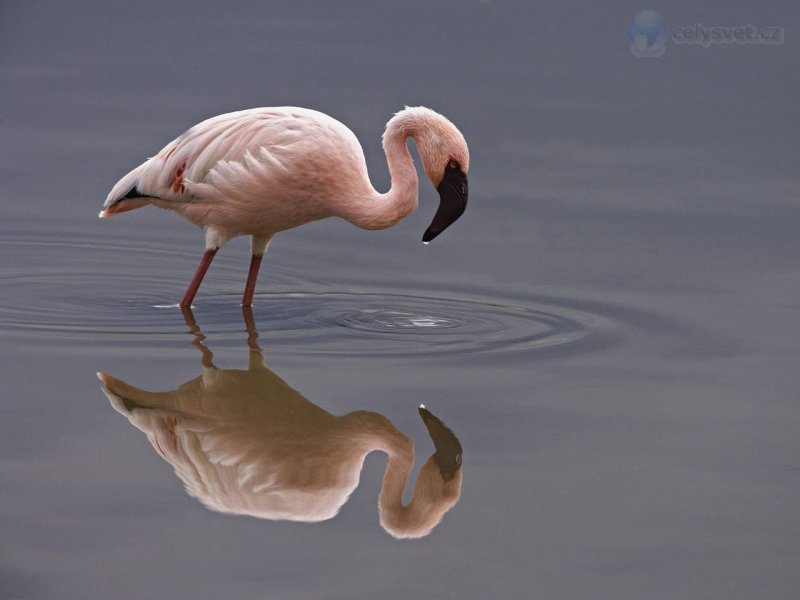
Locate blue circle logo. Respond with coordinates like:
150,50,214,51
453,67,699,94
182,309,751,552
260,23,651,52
628,10,669,57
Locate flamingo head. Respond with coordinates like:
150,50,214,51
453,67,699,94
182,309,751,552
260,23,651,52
391,107,470,243
416,111,469,243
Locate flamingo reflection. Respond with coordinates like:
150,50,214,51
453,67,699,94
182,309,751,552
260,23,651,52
98,308,462,538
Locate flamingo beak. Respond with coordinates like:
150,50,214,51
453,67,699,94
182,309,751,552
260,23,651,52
418,404,463,480
423,167,468,243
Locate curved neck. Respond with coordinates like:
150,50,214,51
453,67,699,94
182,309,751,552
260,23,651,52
378,439,415,519
377,436,450,539
382,121,419,218
344,409,458,538
343,116,420,230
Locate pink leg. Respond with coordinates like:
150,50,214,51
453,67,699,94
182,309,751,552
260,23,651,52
241,254,264,307
180,248,218,308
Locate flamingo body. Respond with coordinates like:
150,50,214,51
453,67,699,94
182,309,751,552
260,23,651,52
100,106,470,306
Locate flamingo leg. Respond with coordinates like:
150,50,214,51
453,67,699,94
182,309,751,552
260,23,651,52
242,235,271,307
180,306,215,368
180,248,218,308
241,306,267,370
241,254,263,307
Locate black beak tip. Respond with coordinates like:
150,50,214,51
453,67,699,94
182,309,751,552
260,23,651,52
425,167,468,243
422,228,439,243
417,404,463,479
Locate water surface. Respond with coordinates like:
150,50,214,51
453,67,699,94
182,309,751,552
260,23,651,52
2,2,799,599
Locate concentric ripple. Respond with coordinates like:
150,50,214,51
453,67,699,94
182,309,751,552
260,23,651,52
0,235,619,359
243,291,615,358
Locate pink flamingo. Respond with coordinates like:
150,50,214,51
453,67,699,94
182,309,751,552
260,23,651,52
99,106,470,307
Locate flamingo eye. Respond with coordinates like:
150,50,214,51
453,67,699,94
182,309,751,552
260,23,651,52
448,159,460,171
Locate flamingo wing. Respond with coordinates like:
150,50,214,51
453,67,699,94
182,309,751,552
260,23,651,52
103,108,371,231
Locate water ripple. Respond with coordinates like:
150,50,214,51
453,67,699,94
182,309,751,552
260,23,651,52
0,236,619,359
250,291,613,358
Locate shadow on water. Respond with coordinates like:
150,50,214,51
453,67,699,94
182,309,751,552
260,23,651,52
98,307,463,539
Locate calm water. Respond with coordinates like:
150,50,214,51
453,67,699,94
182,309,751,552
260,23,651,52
2,2,799,599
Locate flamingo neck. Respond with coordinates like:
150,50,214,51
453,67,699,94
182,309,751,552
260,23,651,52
383,118,420,217
344,115,420,230
378,438,415,516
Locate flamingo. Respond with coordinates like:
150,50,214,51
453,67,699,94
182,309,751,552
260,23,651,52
99,106,470,307
98,308,463,538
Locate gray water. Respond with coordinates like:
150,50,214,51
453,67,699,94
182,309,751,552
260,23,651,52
2,2,799,599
